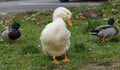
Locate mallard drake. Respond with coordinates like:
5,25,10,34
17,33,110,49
79,10,103,19
91,18,118,42
78,5,103,19
40,7,72,64
1,22,21,43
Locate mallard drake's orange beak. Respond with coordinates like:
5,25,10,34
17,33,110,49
66,19,72,27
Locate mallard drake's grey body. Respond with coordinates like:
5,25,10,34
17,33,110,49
91,18,118,42
1,22,21,42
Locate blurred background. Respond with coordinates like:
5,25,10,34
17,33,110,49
0,0,107,2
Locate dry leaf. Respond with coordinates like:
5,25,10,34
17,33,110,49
111,9,118,15
36,22,41,25
90,5,97,9
31,18,36,21
88,48,92,51
0,20,3,25
103,18,109,21
76,15,86,19
26,17,31,20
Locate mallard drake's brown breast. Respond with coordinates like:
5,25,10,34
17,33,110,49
8,29,21,40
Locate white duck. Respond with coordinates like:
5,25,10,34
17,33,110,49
40,7,72,64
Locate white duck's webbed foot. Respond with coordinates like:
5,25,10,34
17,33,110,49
53,56,60,64
62,53,70,62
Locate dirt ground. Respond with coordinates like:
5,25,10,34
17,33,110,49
77,56,120,70
78,61,120,70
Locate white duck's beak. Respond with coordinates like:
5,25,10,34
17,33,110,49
66,19,72,27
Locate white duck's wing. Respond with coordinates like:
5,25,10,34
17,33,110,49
40,18,66,41
40,22,57,40
40,22,59,55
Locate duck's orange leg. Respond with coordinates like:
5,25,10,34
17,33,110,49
62,53,70,62
53,56,59,64
102,36,106,42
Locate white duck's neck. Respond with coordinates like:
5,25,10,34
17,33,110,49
53,14,62,20
53,17,62,21
53,17,66,27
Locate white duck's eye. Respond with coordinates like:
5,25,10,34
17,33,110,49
67,13,69,15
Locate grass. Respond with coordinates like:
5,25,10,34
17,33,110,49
0,0,120,70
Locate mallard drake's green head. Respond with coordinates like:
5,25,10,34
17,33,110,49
108,18,115,25
12,22,21,30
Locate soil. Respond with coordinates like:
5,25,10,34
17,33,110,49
77,57,120,70
78,62,120,70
